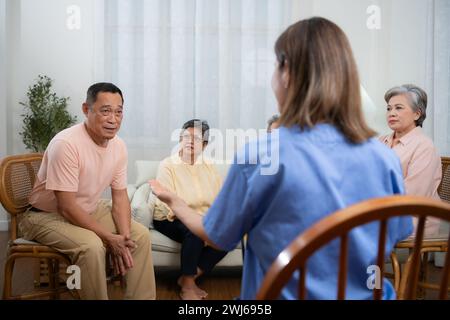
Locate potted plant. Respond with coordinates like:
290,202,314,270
20,75,77,153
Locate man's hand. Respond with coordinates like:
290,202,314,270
106,233,136,276
55,190,138,276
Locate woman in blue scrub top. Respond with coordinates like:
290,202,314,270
150,17,412,300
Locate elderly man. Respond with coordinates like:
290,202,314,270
19,82,155,300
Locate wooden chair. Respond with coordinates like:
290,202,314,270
256,195,450,300
438,157,450,203
0,153,77,299
389,156,450,296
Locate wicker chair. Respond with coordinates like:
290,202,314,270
389,157,450,296
0,153,77,299
256,195,450,300
439,157,450,203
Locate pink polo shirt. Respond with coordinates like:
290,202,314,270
380,126,442,237
29,123,128,214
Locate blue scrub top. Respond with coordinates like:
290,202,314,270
203,124,413,300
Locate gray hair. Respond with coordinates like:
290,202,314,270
384,84,427,127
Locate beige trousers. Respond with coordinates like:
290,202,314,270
18,200,156,300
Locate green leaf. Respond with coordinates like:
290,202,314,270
19,75,77,152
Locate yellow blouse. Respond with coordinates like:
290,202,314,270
153,153,223,221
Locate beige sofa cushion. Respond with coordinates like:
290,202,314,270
135,160,160,187
151,229,242,253
151,229,182,253
131,183,157,229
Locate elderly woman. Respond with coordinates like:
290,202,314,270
380,85,442,237
151,119,226,300
151,17,412,300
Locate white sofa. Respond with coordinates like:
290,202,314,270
127,160,243,268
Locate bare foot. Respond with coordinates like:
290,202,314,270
177,276,208,299
193,286,208,299
180,288,202,300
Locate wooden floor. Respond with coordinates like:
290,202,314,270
0,231,447,300
0,231,241,300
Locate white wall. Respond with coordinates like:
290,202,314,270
3,0,437,151
8,0,103,156
290,0,432,136
0,0,104,230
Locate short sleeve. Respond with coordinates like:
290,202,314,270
203,163,254,251
45,139,79,192
111,140,128,190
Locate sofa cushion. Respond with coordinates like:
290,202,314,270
151,229,182,253
131,183,157,229
135,160,160,187
151,228,242,252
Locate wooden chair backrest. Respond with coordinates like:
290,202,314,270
256,195,450,300
438,157,450,203
0,153,43,240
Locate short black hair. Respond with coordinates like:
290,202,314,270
86,82,124,106
181,119,210,142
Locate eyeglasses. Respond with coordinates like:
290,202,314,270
180,133,203,143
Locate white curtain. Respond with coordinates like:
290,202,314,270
104,0,450,174
105,0,294,165
0,0,6,159
430,0,450,156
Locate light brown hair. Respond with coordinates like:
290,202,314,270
275,17,376,143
